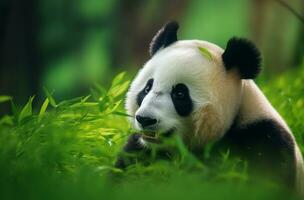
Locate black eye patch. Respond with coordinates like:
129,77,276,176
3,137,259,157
171,83,193,116
136,78,154,107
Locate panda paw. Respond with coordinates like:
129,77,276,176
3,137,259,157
114,133,147,169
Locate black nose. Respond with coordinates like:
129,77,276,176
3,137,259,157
136,115,157,128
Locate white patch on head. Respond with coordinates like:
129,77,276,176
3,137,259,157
126,40,241,145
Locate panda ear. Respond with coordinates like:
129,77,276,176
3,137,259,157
222,37,262,79
149,21,179,56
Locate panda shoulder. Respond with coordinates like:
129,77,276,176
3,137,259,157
224,119,295,155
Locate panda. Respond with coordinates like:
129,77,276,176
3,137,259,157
115,21,304,193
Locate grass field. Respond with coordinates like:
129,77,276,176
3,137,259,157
0,65,303,200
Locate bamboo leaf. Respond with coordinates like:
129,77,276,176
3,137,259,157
18,96,35,123
0,95,12,103
57,96,83,107
38,98,49,123
108,80,130,98
0,115,14,126
43,87,57,107
111,72,126,87
81,95,91,103
112,111,133,117
10,100,18,124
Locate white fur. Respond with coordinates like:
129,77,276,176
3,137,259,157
125,40,304,192
238,80,290,130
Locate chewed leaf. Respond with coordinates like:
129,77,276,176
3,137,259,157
0,95,12,103
198,47,212,61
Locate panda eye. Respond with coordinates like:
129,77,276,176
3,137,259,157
171,84,188,100
171,83,193,117
172,90,185,99
144,79,153,94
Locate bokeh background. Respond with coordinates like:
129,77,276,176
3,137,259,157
0,0,303,111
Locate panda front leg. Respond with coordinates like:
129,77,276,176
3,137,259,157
115,133,173,169
115,133,153,169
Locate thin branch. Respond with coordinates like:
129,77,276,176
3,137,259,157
275,0,304,24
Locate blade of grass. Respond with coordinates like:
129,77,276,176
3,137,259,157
18,96,35,123
43,87,57,107
38,98,49,123
0,95,12,103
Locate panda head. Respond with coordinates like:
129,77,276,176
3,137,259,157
126,21,261,145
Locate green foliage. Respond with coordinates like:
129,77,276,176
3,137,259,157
18,96,35,123
0,95,12,103
0,69,303,200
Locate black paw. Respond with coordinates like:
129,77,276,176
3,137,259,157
114,133,146,169
123,133,145,152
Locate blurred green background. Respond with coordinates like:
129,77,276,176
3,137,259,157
0,0,303,112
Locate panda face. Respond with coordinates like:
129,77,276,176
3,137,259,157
126,40,228,136
126,21,262,145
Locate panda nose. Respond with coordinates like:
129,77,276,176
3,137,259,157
136,115,157,128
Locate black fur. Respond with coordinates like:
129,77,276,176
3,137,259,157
149,21,179,56
123,133,146,152
114,133,174,169
216,119,296,186
136,78,154,107
222,37,261,79
114,133,146,169
116,119,296,188
171,83,193,116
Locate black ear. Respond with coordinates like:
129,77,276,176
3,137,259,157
222,37,262,79
149,21,179,56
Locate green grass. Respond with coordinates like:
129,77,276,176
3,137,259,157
0,67,303,200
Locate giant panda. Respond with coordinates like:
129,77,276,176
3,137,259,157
115,21,304,193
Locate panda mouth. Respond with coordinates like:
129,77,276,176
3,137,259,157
141,128,175,143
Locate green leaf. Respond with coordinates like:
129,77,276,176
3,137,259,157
111,72,126,87
43,87,57,107
0,115,14,126
102,100,122,115
198,47,212,61
0,95,12,103
38,98,49,123
70,102,98,108
90,88,100,101
112,111,133,117
57,96,83,107
10,100,18,124
18,96,35,123
81,95,91,103
93,83,107,96
98,95,110,112
108,80,130,99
